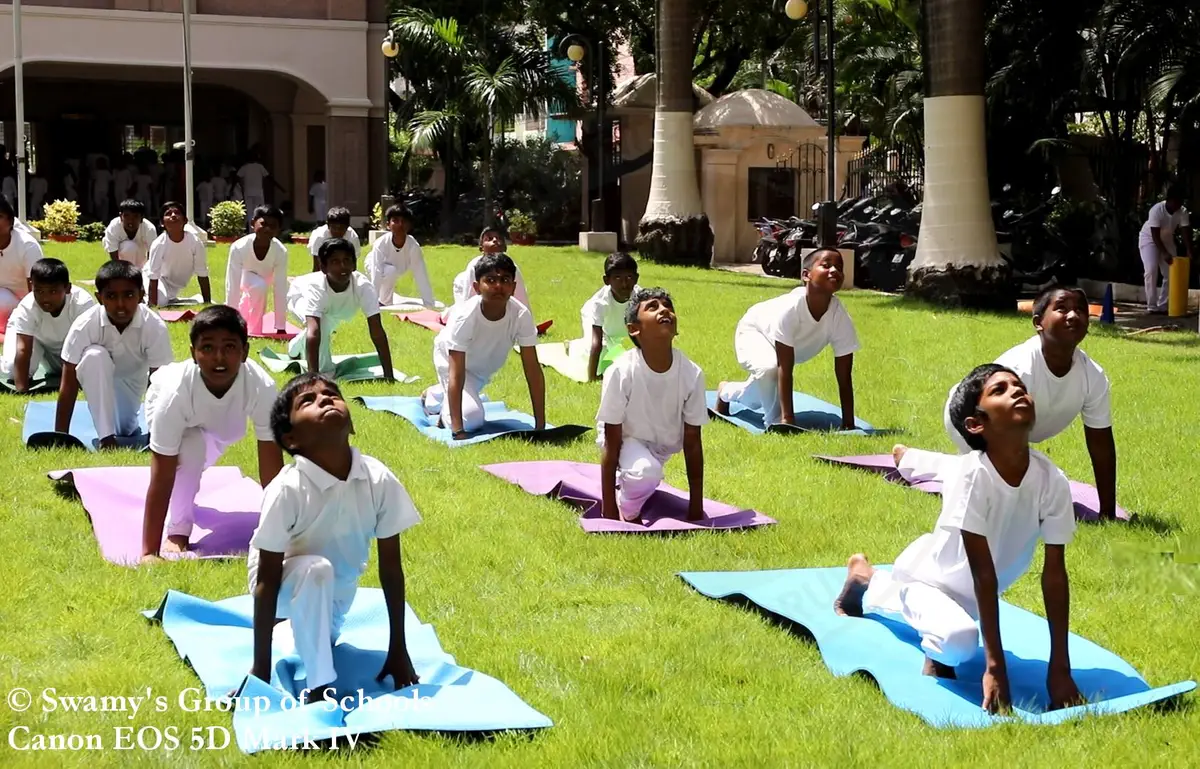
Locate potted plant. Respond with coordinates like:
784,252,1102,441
508,209,537,246
208,201,246,243
41,200,80,243
291,230,312,245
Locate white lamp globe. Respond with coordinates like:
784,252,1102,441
566,44,586,63
381,39,399,58
785,0,809,21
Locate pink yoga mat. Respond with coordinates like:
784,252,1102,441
815,454,1130,522
397,311,554,336
481,460,776,533
158,309,300,340
48,466,264,566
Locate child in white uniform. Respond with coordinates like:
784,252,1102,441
1,258,96,390
141,306,283,560
716,248,859,429
145,201,211,307
365,205,434,307
423,253,544,437
247,373,421,701
306,207,361,272
309,171,327,220
835,364,1082,714
224,205,289,336
444,228,532,320
56,261,174,448
237,159,270,227
597,288,707,522
0,197,45,332
1138,186,1193,313
895,286,1118,519
578,252,640,381
287,238,395,381
91,158,112,220
103,200,159,269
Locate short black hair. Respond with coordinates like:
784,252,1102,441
803,247,843,272
947,363,1021,452
325,207,351,226
1166,185,1186,202
160,200,186,218
317,237,357,268
252,204,283,225
30,257,70,286
479,226,505,245
118,199,145,216
473,252,517,281
1031,284,1088,321
0,197,14,222
385,204,413,225
604,252,638,277
94,259,143,293
270,372,344,456
189,304,248,347
623,287,674,349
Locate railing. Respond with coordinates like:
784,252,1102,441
844,141,924,200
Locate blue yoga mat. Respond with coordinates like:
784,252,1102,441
354,395,591,447
22,400,149,451
145,589,553,753
705,391,884,436
680,568,1194,728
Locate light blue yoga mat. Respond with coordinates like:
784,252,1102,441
705,390,885,436
22,400,149,451
145,588,553,753
354,395,591,447
680,568,1194,728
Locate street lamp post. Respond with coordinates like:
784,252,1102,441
381,30,400,217
786,0,838,247
560,35,606,232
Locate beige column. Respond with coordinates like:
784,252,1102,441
701,148,741,263
326,110,371,219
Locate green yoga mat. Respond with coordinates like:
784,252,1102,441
258,348,419,383
534,340,625,383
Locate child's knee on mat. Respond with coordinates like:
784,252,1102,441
77,345,115,375
927,624,980,668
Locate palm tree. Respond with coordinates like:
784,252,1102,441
635,0,713,266
905,0,1008,307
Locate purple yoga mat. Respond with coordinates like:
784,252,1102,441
480,460,776,533
815,454,1130,522
48,466,264,566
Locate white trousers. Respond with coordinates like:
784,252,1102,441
1140,242,1171,312
237,272,269,335
862,570,980,667
373,264,399,307
718,323,782,425
0,287,22,334
1,338,62,381
117,239,148,270
143,380,228,536
248,554,346,688
614,438,672,520
244,195,265,226
423,373,487,431
93,192,109,220
76,344,145,439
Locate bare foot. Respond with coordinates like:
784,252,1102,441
892,444,908,468
922,656,957,679
715,384,731,416
833,553,874,617
301,683,335,706
162,535,191,554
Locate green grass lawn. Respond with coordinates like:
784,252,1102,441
0,241,1197,766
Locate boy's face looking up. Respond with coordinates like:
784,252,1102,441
474,268,516,306
97,278,143,329
628,295,677,345
120,211,143,236
480,231,503,254
965,371,1036,443
803,251,845,294
162,207,186,234
388,216,410,240
328,222,349,239
191,328,248,392
1036,290,1089,347
253,215,281,240
322,250,356,290
605,269,638,303
282,379,352,454
32,280,69,315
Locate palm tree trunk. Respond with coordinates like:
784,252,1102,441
907,0,1009,307
635,0,713,266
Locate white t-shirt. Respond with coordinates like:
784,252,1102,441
247,450,421,618
61,303,174,381
102,218,158,262
741,287,860,364
0,228,44,294
145,359,277,456
145,231,208,302
891,450,1076,616
224,234,289,309
307,224,362,258
581,284,640,344
91,169,112,199
287,271,380,324
310,181,328,217
211,177,229,202
2,286,97,370
365,233,433,306
237,163,269,198
452,255,531,310
1139,201,1191,250
113,169,133,200
596,348,708,455
435,295,537,384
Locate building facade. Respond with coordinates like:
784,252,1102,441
0,0,389,222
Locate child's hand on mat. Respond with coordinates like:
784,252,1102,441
1047,669,1084,710
377,652,419,689
533,419,545,431
601,500,620,521
982,669,1012,714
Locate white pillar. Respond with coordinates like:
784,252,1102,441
13,0,27,222
182,0,195,223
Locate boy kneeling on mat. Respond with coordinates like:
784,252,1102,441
1,258,96,392
246,373,422,703
715,248,859,429
140,306,284,561
598,288,707,523
423,253,545,439
834,364,1083,713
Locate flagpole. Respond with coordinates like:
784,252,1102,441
182,0,195,223
13,0,27,222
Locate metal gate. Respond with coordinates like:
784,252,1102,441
775,142,826,217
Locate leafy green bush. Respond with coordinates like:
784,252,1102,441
208,201,245,238
507,209,537,237
489,138,582,240
79,222,106,242
42,200,80,237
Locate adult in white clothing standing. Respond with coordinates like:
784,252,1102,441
1138,186,1192,314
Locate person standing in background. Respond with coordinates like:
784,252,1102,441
1139,186,1194,314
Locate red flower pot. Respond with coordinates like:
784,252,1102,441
48,234,78,243
214,236,239,243
292,235,311,244
510,232,536,246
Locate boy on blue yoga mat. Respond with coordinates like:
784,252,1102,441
580,252,640,382
894,285,1119,520
422,253,545,438
286,238,395,381
598,287,707,522
247,373,422,703
715,248,859,429
1,258,96,392
56,261,174,449
834,364,1083,714
140,306,284,561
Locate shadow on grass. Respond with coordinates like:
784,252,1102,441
1117,332,1200,347
1126,512,1180,536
